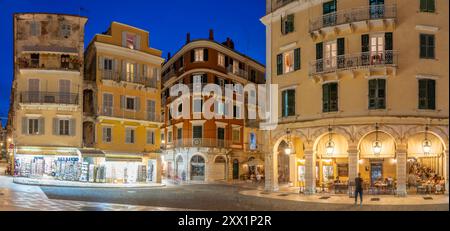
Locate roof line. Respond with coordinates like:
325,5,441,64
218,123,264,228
13,12,88,19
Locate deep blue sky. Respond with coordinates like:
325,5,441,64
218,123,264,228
0,0,266,127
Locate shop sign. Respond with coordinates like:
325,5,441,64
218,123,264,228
57,157,79,162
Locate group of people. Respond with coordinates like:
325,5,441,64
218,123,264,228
407,161,445,194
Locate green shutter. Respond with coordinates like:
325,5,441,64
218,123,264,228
337,38,345,55
420,0,427,11
418,79,427,109
385,32,393,51
282,91,287,117
277,54,283,75
368,79,376,109
288,90,295,116
361,34,370,52
287,14,294,33
428,79,436,109
294,48,301,71
429,0,435,12
316,42,323,59
323,84,329,112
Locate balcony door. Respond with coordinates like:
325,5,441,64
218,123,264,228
324,41,337,70
370,0,385,19
217,127,225,148
59,80,71,104
370,34,384,65
126,62,136,82
322,0,337,27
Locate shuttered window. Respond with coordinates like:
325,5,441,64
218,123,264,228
103,127,112,143
419,79,436,110
193,126,203,139
125,128,135,144
294,48,301,71
281,89,295,117
323,83,338,112
369,79,386,109
420,0,435,13
147,130,155,144
277,54,283,75
420,34,435,59
147,100,156,121
282,14,295,35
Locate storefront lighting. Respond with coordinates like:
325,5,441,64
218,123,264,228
7,138,12,143
284,129,293,155
325,125,335,156
422,125,432,155
372,123,382,155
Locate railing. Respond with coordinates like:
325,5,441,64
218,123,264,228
99,106,162,122
162,68,177,83
20,91,79,105
272,0,296,12
17,58,80,71
168,138,233,149
309,51,398,76
100,70,158,88
227,66,248,78
310,4,397,32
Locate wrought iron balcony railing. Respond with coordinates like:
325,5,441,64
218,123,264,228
20,91,79,105
309,50,398,76
310,4,397,32
18,58,81,71
100,70,158,88
226,66,248,78
99,106,162,122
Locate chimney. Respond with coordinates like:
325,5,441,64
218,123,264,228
167,52,171,60
186,33,191,44
209,29,214,41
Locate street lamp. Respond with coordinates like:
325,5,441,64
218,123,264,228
372,123,382,155
422,125,432,155
325,125,335,156
284,129,292,155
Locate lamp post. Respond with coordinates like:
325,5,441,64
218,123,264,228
284,129,292,155
372,123,382,155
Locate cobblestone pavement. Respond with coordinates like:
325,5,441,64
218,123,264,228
0,176,191,211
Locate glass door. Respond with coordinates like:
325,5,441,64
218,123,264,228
370,34,384,65
324,41,337,70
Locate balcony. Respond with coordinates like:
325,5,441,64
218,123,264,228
99,106,162,123
100,70,158,89
20,91,79,105
17,57,81,72
309,50,398,78
271,0,296,12
309,4,397,38
227,66,248,79
166,138,233,149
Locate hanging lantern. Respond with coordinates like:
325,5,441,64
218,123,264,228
422,125,432,155
372,123,382,155
285,129,292,155
325,125,335,156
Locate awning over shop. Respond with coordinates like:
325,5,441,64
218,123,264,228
78,149,105,158
15,146,79,157
105,152,144,162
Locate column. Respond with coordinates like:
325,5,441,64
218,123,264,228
264,150,279,192
156,156,162,184
347,145,359,196
396,145,407,197
289,154,296,187
304,147,315,195
445,150,449,195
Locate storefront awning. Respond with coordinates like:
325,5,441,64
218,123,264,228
105,156,143,162
78,149,105,158
15,146,79,156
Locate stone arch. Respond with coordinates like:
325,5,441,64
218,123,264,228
313,130,350,159
404,125,449,150
356,124,400,148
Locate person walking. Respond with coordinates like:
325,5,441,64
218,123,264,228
354,173,364,206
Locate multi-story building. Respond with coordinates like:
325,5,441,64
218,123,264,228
83,22,164,184
261,0,448,196
9,13,87,179
161,31,266,182
0,122,6,160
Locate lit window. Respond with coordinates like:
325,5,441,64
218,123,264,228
126,97,136,110
126,33,137,49
218,53,225,67
195,49,204,62
283,50,294,73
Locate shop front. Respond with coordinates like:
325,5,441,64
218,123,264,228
14,146,81,181
104,154,146,184
79,149,106,183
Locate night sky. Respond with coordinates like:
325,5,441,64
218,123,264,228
0,0,266,127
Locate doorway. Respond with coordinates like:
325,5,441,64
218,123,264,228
233,159,239,180
370,162,383,185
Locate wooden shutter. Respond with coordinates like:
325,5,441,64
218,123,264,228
281,15,285,34
316,43,323,59
121,60,126,81
429,0,435,12
135,35,141,50
428,79,436,109
337,38,345,55
122,31,127,47
22,117,28,135
69,119,76,136
204,48,209,61
361,34,370,52
190,50,195,62
385,33,393,51
135,97,140,111
53,118,59,135
277,54,283,75
38,118,45,135
378,79,386,109
368,79,376,109
287,14,294,33
287,90,295,116
294,48,301,71
323,84,329,112
120,95,125,109
101,127,106,143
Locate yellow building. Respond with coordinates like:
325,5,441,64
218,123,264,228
261,0,448,196
9,13,87,179
84,22,164,184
